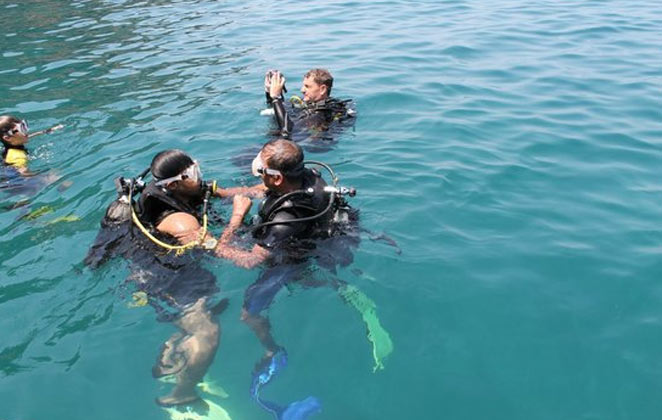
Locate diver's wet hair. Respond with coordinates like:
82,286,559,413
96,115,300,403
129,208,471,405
0,115,21,137
304,68,333,95
151,149,194,180
262,139,304,180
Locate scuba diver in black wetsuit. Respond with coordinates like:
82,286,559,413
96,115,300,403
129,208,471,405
216,139,369,419
1,115,65,202
85,149,265,408
264,68,356,152
230,68,354,171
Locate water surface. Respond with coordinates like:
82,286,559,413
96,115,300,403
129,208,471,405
2,1,662,419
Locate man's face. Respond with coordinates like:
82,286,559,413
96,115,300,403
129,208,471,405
175,177,202,197
165,162,203,197
301,76,327,103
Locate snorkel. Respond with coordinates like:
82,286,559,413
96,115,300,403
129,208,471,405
28,123,64,139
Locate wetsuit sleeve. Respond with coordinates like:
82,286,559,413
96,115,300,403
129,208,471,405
257,210,307,249
271,98,293,139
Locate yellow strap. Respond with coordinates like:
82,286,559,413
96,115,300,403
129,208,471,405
289,95,304,106
128,187,211,256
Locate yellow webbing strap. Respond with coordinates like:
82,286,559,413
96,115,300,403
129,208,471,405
128,185,212,255
289,95,304,106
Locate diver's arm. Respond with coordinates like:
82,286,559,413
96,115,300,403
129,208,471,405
214,243,270,269
272,98,293,139
28,124,64,139
215,183,267,199
219,204,248,245
214,195,270,269
268,72,293,139
156,209,268,269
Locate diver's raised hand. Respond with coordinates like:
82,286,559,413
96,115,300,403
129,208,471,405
269,71,286,99
264,70,272,92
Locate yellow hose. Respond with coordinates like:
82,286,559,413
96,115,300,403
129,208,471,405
128,184,213,255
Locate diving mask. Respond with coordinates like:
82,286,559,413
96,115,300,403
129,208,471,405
155,161,202,186
252,152,282,177
6,120,29,137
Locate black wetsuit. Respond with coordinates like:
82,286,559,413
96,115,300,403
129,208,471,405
85,182,219,321
230,95,355,171
136,182,205,227
243,169,359,315
268,94,355,152
253,168,330,250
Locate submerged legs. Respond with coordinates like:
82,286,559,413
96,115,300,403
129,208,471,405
154,297,220,407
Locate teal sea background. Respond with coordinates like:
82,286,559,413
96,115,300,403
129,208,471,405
2,0,662,419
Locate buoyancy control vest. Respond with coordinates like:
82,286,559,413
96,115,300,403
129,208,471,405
291,97,355,127
252,168,331,242
297,97,352,115
136,181,203,228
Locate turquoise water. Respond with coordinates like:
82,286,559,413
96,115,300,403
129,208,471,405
2,0,662,418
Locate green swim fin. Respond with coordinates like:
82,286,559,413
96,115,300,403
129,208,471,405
22,205,54,220
338,284,394,372
46,215,80,225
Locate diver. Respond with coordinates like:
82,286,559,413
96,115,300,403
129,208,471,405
231,68,354,171
263,68,356,152
1,115,67,211
216,139,390,419
216,138,357,269
85,149,253,408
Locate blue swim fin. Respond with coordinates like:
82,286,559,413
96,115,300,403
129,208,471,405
250,349,321,420
257,395,322,420
279,396,322,420
250,348,288,398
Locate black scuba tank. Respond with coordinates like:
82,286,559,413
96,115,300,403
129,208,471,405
102,177,138,226
104,196,132,225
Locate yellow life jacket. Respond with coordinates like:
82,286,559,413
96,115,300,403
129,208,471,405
4,147,28,168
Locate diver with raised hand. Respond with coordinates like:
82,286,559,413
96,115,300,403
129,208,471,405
231,68,354,170
215,139,391,419
85,149,259,409
263,68,355,151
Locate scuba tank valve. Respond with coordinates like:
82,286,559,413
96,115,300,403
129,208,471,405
323,185,356,197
